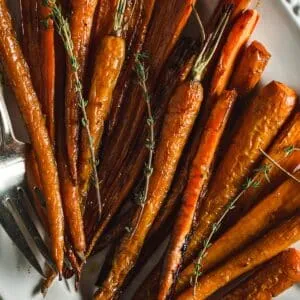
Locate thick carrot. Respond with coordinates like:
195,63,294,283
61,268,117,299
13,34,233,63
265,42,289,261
95,80,203,300
65,0,98,181
158,90,237,300
38,4,56,143
224,249,300,300
79,35,125,200
210,10,259,98
176,177,300,294
94,10,232,299
182,81,297,267
84,0,198,257
225,111,300,227
0,0,64,273
177,215,300,300
230,40,271,96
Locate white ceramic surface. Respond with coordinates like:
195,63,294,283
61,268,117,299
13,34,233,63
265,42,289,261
1,1,300,299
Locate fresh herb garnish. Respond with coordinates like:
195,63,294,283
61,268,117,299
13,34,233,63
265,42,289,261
130,52,155,236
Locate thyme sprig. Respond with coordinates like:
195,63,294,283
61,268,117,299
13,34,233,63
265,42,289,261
259,148,300,183
284,145,300,157
191,145,300,292
42,0,102,215
131,53,155,236
191,178,260,293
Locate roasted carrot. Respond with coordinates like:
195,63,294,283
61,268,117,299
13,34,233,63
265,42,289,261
210,10,259,99
182,81,297,267
0,0,64,273
158,90,237,300
38,3,56,143
85,0,198,257
225,111,300,227
65,0,99,181
230,40,271,96
224,249,300,300
79,0,126,200
93,10,232,299
177,215,300,300
176,177,300,294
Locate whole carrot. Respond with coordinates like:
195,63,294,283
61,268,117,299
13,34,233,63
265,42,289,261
223,249,300,300
210,9,259,99
64,0,99,181
38,3,56,143
94,9,233,299
158,90,237,300
176,177,300,294
182,81,297,267
0,0,64,273
79,0,126,201
177,215,300,300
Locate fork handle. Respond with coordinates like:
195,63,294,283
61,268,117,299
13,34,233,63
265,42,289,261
0,85,14,145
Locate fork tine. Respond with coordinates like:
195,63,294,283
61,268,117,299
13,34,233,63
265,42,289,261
0,200,45,276
13,187,57,273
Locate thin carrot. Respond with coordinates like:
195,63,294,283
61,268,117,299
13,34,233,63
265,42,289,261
94,9,232,299
224,249,300,300
65,0,99,181
230,40,271,96
158,90,237,300
210,9,259,99
79,0,126,201
176,177,300,294
0,0,64,273
182,81,297,268
177,215,300,300
38,3,56,143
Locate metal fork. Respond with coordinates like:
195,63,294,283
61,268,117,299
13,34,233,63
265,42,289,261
0,84,56,277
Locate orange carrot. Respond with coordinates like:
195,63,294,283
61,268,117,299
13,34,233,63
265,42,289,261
38,4,56,143
210,10,259,98
0,0,64,273
158,90,237,300
177,215,300,300
176,177,300,294
224,249,300,300
230,40,271,96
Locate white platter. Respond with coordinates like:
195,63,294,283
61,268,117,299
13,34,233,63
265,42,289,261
0,0,300,299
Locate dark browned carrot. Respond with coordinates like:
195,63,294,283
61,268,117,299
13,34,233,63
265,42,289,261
93,9,232,299
78,0,126,200
20,0,42,99
182,81,297,268
177,215,300,299
158,90,237,300
225,111,300,227
38,4,56,143
210,10,259,99
65,0,99,181
85,0,199,257
223,249,300,300
0,0,64,273
176,177,300,294
230,40,271,96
